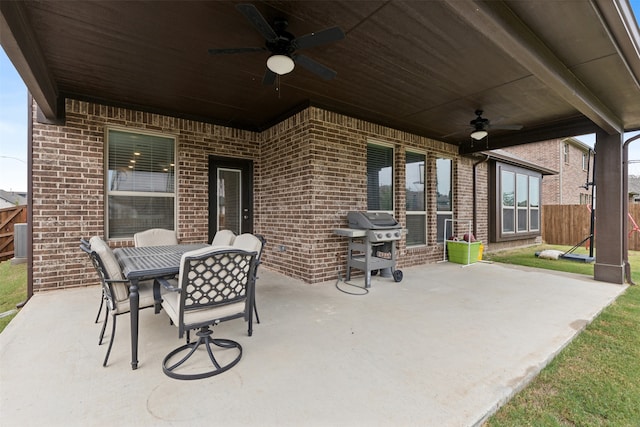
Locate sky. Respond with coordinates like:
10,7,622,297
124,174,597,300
1,3,640,192
0,49,28,192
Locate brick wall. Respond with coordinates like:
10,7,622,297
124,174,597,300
31,100,258,291
503,138,592,205
559,142,592,204
259,107,465,282
31,100,503,291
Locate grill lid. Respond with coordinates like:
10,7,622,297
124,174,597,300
347,211,400,229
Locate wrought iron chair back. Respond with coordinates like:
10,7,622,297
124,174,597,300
177,248,256,336
157,246,257,379
232,234,266,323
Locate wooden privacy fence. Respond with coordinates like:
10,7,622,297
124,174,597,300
0,205,27,262
542,204,640,251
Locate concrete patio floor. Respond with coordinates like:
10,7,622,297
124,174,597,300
0,261,626,427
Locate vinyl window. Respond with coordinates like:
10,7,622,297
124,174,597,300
500,168,540,235
106,129,176,239
436,157,453,242
367,143,394,212
405,151,426,245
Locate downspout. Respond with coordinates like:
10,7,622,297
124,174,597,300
559,140,564,204
473,154,490,240
623,133,640,285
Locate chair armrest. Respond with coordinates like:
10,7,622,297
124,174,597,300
156,277,180,292
153,277,180,314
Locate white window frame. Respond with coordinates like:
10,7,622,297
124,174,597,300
501,170,516,234
516,173,528,232
436,157,453,242
105,127,177,239
405,150,426,246
499,167,540,236
529,176,540,232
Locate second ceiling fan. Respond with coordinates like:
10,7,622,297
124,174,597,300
208,3,345,85
468,110,523,141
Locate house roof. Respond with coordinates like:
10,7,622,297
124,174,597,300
628,175,640,195
563,137,594,153
479,149,558,176
1,1,640,154
0,190,27,206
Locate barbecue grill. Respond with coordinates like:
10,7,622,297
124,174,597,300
334,212,403,288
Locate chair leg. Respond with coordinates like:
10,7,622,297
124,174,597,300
94,293,105,324
162,326,242,380
98,306,109,345
103,315,117,367
253,301,260,324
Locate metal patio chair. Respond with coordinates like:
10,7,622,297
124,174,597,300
232,233,266,324
134,228,178,247
155,246,257,380
81,237,106,324
211,229,236,246
82,236,159,366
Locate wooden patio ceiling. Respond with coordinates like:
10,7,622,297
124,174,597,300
1,1,640,153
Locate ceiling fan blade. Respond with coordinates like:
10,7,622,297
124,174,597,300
294,27,345,50
208,47,266,55
490,124,523,131
262,69,277,85
236,4,278,41
294,54,337,80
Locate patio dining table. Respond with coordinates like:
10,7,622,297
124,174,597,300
113,243,209,370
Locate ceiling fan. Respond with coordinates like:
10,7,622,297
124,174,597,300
443,110,523,141
208,3,345,85
468,110,523,140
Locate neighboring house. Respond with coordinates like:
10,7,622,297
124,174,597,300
0,190,27,209
500,137,594,206
628,176,640,203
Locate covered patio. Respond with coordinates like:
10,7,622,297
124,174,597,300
2,1,640,294
0,262,625,426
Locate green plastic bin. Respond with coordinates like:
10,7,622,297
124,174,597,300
447,241,481,264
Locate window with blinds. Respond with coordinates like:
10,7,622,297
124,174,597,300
106,129,176,238
406,151,426,245
367,143,393,211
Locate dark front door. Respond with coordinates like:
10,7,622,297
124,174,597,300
208,156,253,242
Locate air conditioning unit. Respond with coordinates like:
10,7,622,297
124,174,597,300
12,223,27,264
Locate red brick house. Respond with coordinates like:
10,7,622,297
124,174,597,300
30,100,498,289
2,1,639,293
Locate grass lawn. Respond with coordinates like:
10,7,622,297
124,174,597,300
484,245,640,426
0,261,28,333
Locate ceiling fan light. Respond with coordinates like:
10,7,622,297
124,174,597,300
470,129,488,140
267,54,295,75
